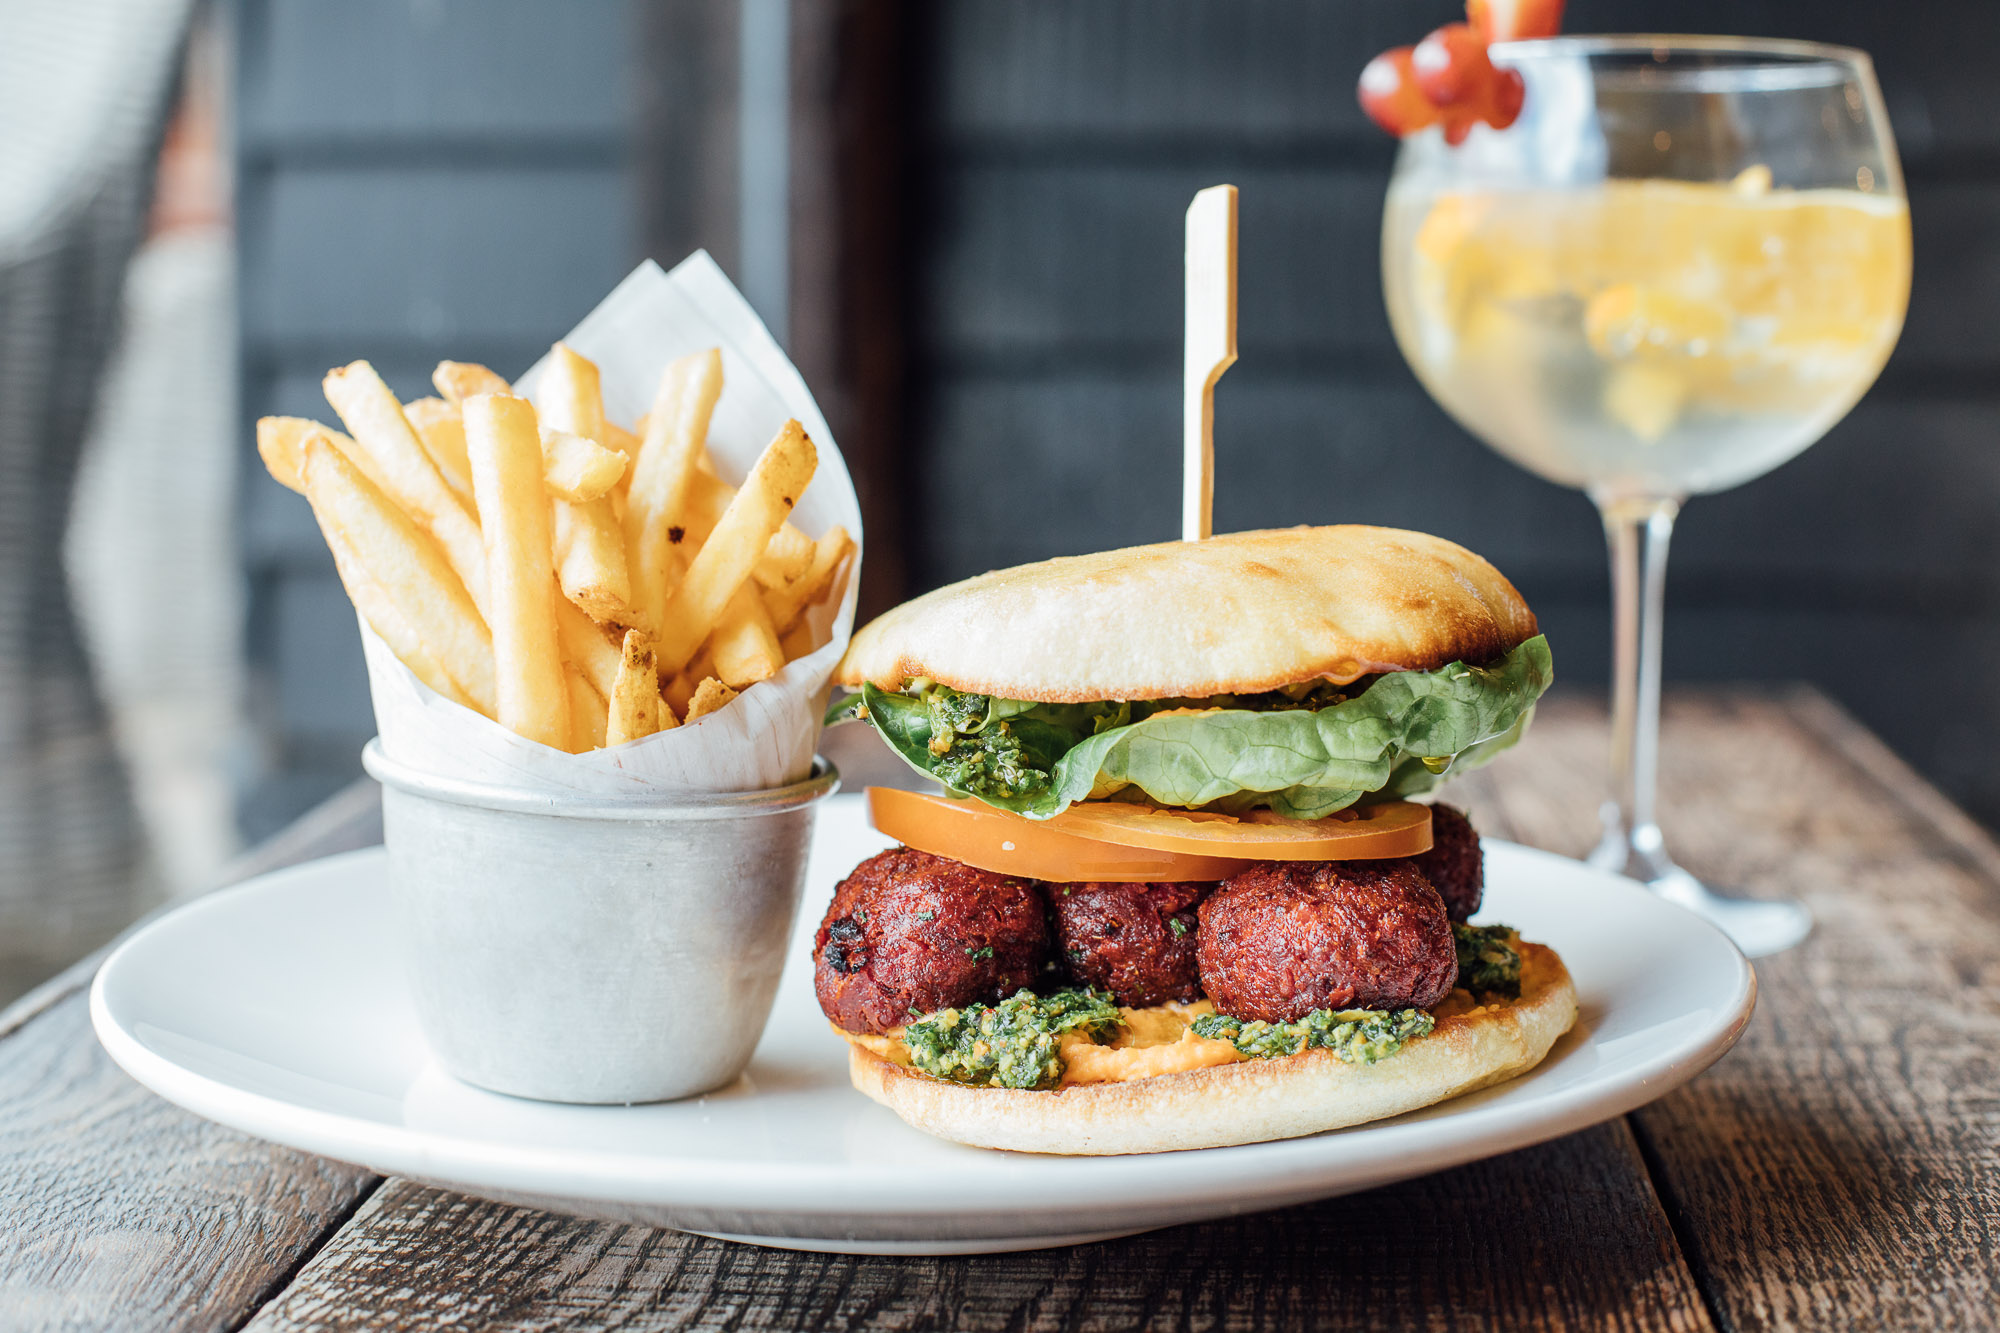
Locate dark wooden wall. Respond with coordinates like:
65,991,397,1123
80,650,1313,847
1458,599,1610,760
901,0,2000,825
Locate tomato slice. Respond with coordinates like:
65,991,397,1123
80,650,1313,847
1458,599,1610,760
866,789,1433,883
868,788,1250,883
1052,799,1432,861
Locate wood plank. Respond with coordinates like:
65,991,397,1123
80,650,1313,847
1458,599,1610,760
1465,692,2000,1331
244,1122,1710,1332
0,995,379,1331
0,780,384,1331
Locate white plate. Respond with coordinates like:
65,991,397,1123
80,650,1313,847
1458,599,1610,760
92,794,1754,1254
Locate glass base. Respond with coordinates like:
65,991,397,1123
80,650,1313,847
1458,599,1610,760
1590,811,1812,957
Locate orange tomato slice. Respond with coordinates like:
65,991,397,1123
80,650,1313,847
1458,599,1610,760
866,789,1433,884
1052,799,1432,861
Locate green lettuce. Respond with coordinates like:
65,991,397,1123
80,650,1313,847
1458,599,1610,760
828,634,1552,820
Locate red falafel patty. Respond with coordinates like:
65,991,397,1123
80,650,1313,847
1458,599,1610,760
814,847,1050,1034
1049,880,1212,1008
1196,860,1457,1022
1412,802,1483,922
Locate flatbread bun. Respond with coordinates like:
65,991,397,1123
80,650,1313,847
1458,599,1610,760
845,942,1576,1156
836,525,1538,702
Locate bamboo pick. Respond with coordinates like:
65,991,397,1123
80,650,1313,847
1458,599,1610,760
1183,183,1238,542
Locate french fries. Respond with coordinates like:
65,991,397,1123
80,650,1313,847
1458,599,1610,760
537,343,606,443
433,360,512,405
528,346,635,623
403,397,474,502
259,340,851,754
323,362,492,619
567,668,607,753
541,428,627,502
552,498,632,623
608,629,669,745
626,349,724,634
654,420,817,674
709,583,784,688
685,676,738,722
299,436,496,714
463,394,568,748
765,525,854,632
258,416,394,500
555,597,622,699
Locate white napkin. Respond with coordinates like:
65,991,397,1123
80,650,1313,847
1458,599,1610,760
361,253,862,796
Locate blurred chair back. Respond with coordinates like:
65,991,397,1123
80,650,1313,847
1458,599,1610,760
0,0,194,976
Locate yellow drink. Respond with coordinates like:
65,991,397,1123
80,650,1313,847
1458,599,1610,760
1383,176,1911,497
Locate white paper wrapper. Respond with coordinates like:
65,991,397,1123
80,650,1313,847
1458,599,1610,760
361,253,862,797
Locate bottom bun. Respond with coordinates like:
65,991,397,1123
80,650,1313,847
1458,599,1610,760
846,942,1578,1155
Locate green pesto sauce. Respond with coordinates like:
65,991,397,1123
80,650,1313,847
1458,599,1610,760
1453,923,1523,999
1190,1006,1434,1063
903,988,1123,1090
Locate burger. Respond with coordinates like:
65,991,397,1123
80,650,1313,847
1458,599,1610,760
816,524,1569,1154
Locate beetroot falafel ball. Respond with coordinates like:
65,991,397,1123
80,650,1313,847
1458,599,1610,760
1196,860,1456,1022
813,847,1049,1034
1413,802,1484,922
1049,879,1212,1008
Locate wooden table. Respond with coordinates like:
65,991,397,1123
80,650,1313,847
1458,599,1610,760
3,688,1997,1331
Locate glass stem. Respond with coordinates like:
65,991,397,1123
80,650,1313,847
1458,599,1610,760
1590,493,1682,882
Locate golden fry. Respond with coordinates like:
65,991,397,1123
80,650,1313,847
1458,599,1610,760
778,619,817,661
625,349,724,633
753,523,815,588
662,669,699,720
258,415,395,499
603,420,640,458
323,520,477,711
541,427,627,502
536,343,607,442
403,397,473,502
432,360,512,405
765,525,854,632
653,420,816,674
553,496,632,622
708,583,784,688
256,416,313,493
463,393,568,748
607,629,665,745
299,436,495,713
556,598,622,698
567,667,607,752
683,469,815,579
684,676,738,722
322,361,490,619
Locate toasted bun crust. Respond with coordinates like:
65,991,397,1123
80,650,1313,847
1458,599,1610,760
835,525,1538,702
845,942,1576,1155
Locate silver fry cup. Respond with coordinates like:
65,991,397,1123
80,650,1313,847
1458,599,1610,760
362,740,839,1104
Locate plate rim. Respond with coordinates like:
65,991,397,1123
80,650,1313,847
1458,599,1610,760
90,839,1757,1221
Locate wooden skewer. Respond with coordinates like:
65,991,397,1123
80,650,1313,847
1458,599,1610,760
1183,183,1238,543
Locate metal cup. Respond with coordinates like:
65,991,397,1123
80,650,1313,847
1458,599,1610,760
362,740,839,1104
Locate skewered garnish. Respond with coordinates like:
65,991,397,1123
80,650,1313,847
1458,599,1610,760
1358,0,1561,143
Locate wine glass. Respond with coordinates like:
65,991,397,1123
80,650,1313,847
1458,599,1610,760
1381,37,1911,956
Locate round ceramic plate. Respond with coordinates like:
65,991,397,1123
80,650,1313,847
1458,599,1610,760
91,794,1754,1255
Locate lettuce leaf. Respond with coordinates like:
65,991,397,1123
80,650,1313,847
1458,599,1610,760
837,634,1552,820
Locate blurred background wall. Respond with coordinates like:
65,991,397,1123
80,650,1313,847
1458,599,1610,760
231,0,2000,837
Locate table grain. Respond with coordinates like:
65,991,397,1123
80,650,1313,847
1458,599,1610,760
2,689,1995,1332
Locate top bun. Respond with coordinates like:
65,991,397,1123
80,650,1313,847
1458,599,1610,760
837,525,1538,703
